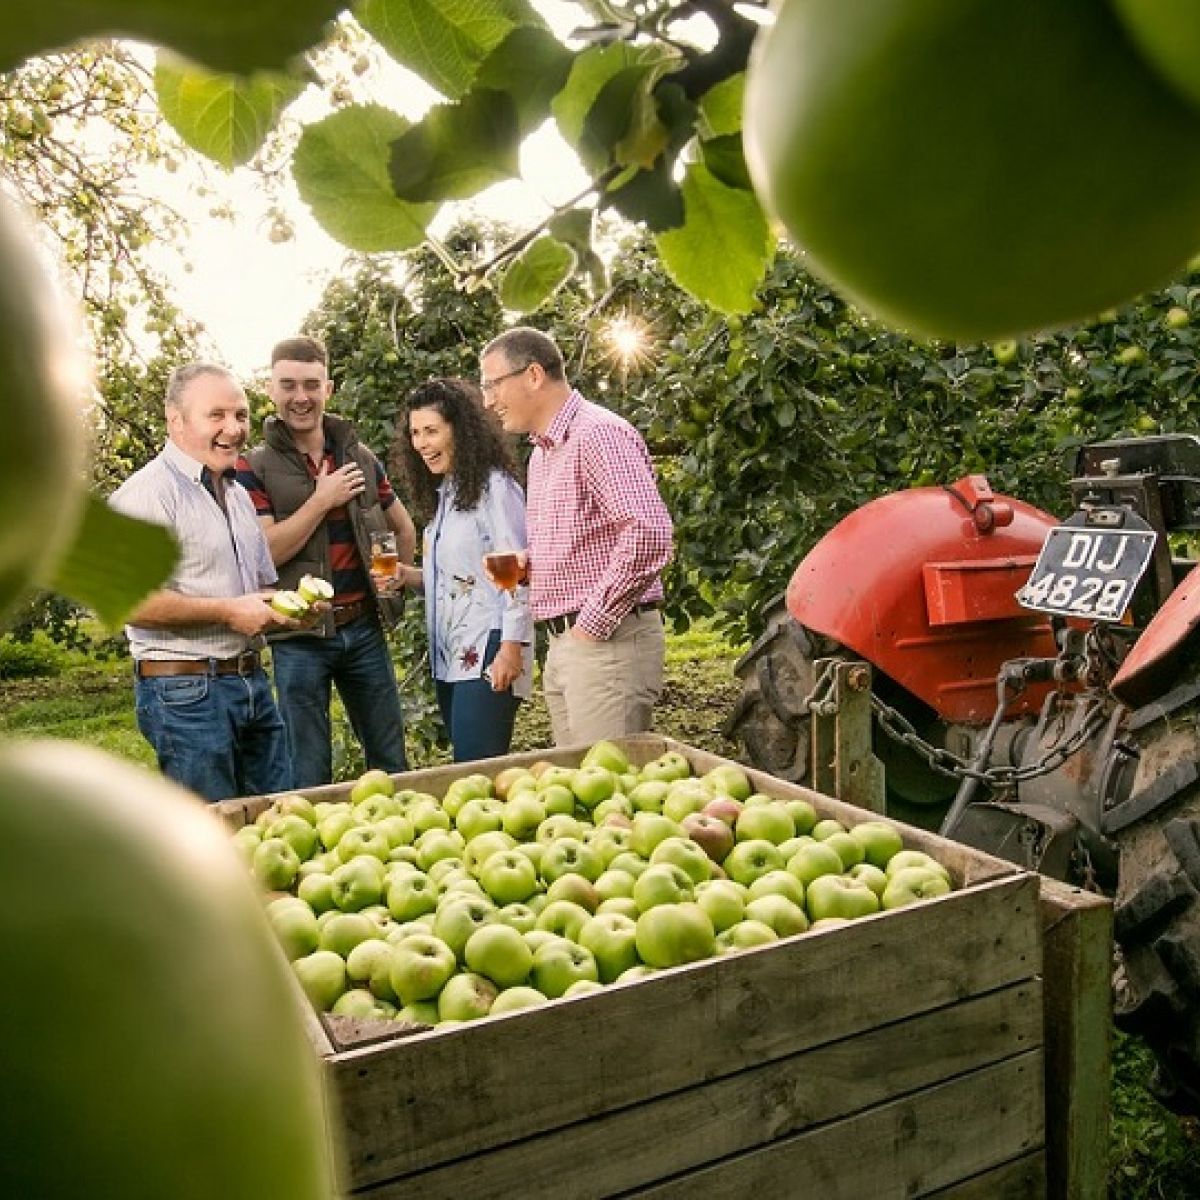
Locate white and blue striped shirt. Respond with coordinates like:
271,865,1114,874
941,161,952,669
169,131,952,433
109,439,277,661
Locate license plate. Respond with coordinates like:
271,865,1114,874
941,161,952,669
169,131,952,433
1017,513,1156,621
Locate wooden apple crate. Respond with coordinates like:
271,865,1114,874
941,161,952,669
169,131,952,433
218,735,1111,1200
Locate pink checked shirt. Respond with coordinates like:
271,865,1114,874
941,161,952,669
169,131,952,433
527,390,673,639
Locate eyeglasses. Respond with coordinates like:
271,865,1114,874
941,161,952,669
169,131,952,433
480,364,528,393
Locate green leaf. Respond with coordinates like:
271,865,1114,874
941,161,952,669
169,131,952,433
356,0,541,100
698,73,745,138
389,90,520,203
154,53,305,169
701,133,752,192
474,26,573,133
294,104,436,251
605,160,683,232
547,208,594,253
39,495,177,630
498,236,576,312
655,162,772,313
0,0,345,75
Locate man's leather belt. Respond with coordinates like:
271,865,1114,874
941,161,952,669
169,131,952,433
135,651,261,678
541,603,659,636
333,598,373,627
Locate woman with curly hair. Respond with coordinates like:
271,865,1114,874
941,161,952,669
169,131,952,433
392,378,532,761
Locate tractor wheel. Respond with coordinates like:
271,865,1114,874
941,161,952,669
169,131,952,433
1111,701,1200,1116
723,600,837,784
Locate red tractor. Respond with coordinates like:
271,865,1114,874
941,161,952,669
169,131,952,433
728,435,1200,1113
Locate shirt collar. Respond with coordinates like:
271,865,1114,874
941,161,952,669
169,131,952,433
163,439,235,493
531,389,583,451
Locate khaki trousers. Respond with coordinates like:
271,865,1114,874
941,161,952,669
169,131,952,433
542,608,665,747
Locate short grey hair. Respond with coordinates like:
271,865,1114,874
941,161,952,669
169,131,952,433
165,362,239,410
483,327,565,381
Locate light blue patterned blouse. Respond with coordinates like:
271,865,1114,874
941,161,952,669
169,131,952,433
422,469,534,697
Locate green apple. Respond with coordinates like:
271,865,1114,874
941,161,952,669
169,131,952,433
349,768,395,805
882,867,954,909
269,590,309,619
522,929,569,956
786,840,845,887
589,824,634,866
607,851,650,879
374,813,414,850
353,791,401,823
501,791,546,840
535,899,592,942
388,932,458,1005
319,911,380,958
545,873,600,912
296,573,334,605
1113,0,1200,112
539,837,602,884
735,803,795,846
640,751,691,783
822,831,867,871
578,913,640,982
427,857,468,887
886,850,952,884
632,862,695,912
345,937,393,987
335,824,391,864
662,780,712,823
848,821,905,870
496,903,539,933
805,874,882,922
703,763,753,802
397,999,440,1026
273,792,317,825
330,987,386,1019
230,824,263,865
251,837,300,892
456,797,505,842
811,818,848,842
848,862,890,898
650,835,713,885
531,940,600,998
292,949,348,1011
330,855,385,912
747,869,806,908
490,985,550,1014
694,879,746,933
564,978,607,998
266,896,319,961
628,779,670,813
581,738,632,775
415,829,462,872
266,813,319,861
297,871,337,914
630,811,682,858
571,765,618,811
744,894,810,937
492,765,534,800
716,919,780,953
409,800,452,835
593,793,634,824
438,971,498,1022
783,798,819,836
432,896,494,960
316,809,356,851
594,868,636,903
723,838,785,887
462,829,516,877
386,870,438,921
464,923,534,988
536,813,586,845
635,902,716,968
478,850,540,905
597,896,642,921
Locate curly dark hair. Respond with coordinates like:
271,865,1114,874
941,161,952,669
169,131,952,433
395,378,520,521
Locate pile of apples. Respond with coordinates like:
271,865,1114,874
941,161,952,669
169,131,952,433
232,742,955,1027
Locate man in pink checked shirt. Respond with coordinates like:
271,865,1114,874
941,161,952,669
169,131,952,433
480,327,673,747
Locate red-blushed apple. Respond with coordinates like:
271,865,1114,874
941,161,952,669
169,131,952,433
716,918,780,952
630,811,682,858
723,838,785,887
578,912,640,982
462,829,517,877
597,896,642,921
331,855,385,912
650,835,713,885
635,901,716,968
387,870,439,921
432,895,495,960
848,820,905,869
492,765,532,800
500,790,546,840
350,767,396,805
681,812,736,864
528,759,557,780
438,971,498,1021
701,795,744,828
582,738,632,775
545,872,600,912
694,879,746,932
881,867,953,909
747,869,806,908
539,836,603,884
464,923,534,987
735,803,795,846
632,862,695,912
594,868,636,903
252,837,301,891
805,873,881,922
628,779,670,813
703,762,753,801
662,780,713,823
266,896,319,961
478,850,540,905
496,902,538,933
536,813,586,845
319,911,380,958
455,797,505,842
822,830,867,871
388,932,457,1004
886,850,952,884
490,985,550,1014
785,840,845,886
293,949,349,1011
848,862,889,898
744,893,810,936
532,940,600,997
535,899,592,941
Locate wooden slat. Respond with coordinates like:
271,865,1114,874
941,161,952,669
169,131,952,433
330,874,1041,1187
1037,879,1112,1200
631,1053,1044,1200
921,1151,1047,1199
352,982,1042,1198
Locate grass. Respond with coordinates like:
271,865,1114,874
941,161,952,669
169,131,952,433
3,625,1199,1192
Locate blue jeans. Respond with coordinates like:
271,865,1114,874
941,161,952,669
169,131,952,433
134,668,292,802
270,616,407,788
436,630,522,763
